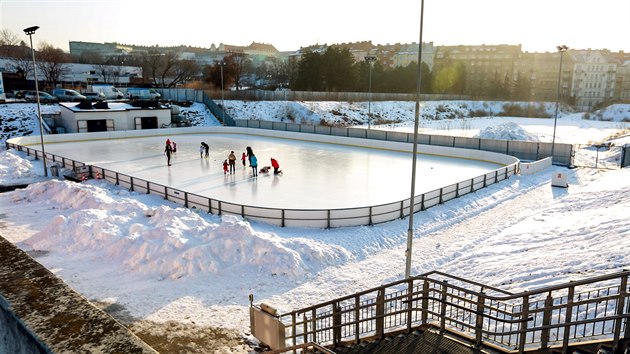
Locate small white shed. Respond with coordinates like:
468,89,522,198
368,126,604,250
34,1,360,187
57,101,171,133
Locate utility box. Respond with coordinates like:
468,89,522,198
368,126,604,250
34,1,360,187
552,172,568,188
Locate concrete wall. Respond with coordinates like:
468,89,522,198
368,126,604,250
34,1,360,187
0,237,158,353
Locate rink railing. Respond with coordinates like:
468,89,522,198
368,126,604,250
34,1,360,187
234,119,574,167
6,139,518,228
250,270,630,353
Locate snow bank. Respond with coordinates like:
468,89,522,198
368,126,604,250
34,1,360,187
14,178,352,281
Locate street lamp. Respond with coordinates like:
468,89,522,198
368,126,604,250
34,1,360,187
364,55,377,129
551,45,568,160
219,61,226,126
23,25,48,177
405,0,425,279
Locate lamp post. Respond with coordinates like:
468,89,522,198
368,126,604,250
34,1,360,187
364,55,377,129
23,25,48,177
219,61,226,126
405,0,425,279
551,45,568,160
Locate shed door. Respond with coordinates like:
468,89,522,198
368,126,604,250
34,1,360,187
86,120,107,132
135,116,158,130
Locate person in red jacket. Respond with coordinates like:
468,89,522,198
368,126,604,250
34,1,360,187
270,157,282,174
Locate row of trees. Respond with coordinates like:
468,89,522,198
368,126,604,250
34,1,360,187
2,27,536,100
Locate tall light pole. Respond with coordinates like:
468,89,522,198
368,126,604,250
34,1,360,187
405,0,425,279
24,25,48,177
219,61,226,126
551,45,568,160
364,55,377,129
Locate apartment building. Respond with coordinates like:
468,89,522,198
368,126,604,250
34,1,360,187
434,44,522,98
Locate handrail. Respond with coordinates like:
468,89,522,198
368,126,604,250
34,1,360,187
262,270,630,352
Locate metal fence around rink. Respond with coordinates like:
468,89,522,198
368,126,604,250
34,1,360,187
234,120,574,167
6,141,518,228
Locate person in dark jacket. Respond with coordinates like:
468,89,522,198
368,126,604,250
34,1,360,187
164,143,173,166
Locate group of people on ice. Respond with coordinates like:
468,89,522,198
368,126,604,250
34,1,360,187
226,146,282,177
165,139,282,177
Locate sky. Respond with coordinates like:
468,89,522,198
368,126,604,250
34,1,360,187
0,100,629,352
1,0,629,53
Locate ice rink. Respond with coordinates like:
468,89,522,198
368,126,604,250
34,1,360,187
44,133,502,209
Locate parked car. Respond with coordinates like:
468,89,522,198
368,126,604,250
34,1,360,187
51,88,87,102
24,91,59,103
83,92,106,102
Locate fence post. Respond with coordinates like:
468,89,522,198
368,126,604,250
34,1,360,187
420,194,425,211
369,206,373,225
354,296,361,344
407,279,414,333
439,281,448,334
518,295,530,353
474,292,486,349
327,210,331,229
561,285,575,352
146,181,150,194
311,309,317,344
612,275,628,352
291,312,297,349
130,177,134,191
455,183,460,198
376,289,385,339
400,200,404,219
421,279,429,324
439,188,444,204
281,209,285,228
184,192,188,208
540,292,554,350
333,302,341,346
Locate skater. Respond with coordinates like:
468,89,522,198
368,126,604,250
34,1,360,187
199,144,204,158
250,154,258,177
270,157,282,174
228,151,237,174
241,152,247,167
200,142,209,158
223,160,229,174
259,166,271,174
246,146,254,166
172,141,177,153
164,142,173,166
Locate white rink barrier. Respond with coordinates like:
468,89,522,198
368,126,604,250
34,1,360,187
7,127,520,228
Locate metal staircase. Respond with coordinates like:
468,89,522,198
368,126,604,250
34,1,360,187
249,270,630,353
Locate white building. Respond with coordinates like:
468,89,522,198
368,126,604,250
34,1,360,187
57,102,171,133
570,50,618,110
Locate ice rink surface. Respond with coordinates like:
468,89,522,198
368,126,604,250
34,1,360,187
44,133,502,209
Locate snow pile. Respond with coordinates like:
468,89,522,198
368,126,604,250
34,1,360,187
474,122,541,141
14,179,352,281
586,104,630,122
0,149,36,180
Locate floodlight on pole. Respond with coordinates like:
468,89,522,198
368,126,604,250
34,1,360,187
23,25,48,177
405,0,425,279
551,45,568,160
219,61,226,126
364,55,377,130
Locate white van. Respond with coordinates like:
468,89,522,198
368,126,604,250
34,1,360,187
127,88,161,100
88,84,124,100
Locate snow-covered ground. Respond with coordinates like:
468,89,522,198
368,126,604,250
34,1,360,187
0,100,629,353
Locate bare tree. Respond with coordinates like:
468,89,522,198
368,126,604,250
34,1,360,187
0,28,21,57
139,51,200,88
227,52,251,91
36,43,70,87
92,63,117,83
7,46,33,78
